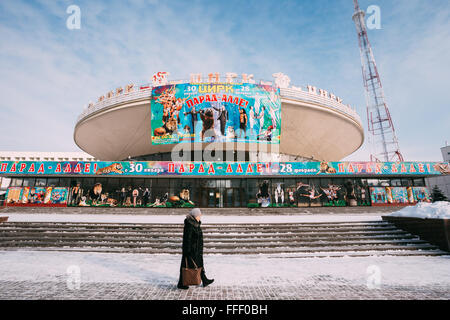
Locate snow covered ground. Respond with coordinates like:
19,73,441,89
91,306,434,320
3,213,382,224
0,250,449,288
385,201,450,219
1,208,448,298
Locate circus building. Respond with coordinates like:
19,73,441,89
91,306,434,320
1,72,449,208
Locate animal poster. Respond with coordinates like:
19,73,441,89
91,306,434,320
151,83,281,145
50,187,69,204
6,187,23,204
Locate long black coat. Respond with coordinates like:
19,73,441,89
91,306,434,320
180,216,204,269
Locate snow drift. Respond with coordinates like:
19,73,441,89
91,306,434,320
386,201,450,219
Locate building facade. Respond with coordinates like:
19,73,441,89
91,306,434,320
426,145,450,199
1,73,449,208
1,160,448,208
0,151,96,205
74,73,364,162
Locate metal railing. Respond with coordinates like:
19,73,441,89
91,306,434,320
76,79,362,127
76,87,152,123
280,87,362,125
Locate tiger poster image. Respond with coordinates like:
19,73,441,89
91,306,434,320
151,83,281,144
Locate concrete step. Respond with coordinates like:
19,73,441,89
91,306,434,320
0,233,418,242
0,221,393,226
0,237,428,247
0,224,399,233
0,239,435,250
265,250,449,258
0,244,442,255
0,230,413,240
2,220,391,227
4,247,445,257
0,206,402,215
0,221,446,258
0,225,407,234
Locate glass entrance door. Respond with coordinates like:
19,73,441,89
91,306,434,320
206,188,220,208
223,188,242,207
224,188,233,207
200,180,244,208
201,188,222,208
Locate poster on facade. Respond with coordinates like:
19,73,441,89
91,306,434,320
370,187,388,204
412,187,432,203
296,181,323,207
21,187,30,203
5,186,68,205
27,187,47,204
252,180,367,208
386,187,410,204
43,187,53,204
50,187,69,204
250,180,368,208
6,187,22,204
256,180,271,207
370,186,429,205
66,184,194,208
1,161,449,177
151,83,281,145
321,183,347,206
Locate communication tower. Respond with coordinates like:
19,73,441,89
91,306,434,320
352,0,404,162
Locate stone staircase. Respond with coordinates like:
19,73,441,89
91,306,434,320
0,220,447,258
0,206,403,215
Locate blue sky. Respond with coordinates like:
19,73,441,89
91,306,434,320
0,0,449,161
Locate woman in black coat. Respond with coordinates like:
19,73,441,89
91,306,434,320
177,208,214,289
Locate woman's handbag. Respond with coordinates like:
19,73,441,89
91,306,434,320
182,257,203,286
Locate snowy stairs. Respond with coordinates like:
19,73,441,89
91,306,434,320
0,221,447,257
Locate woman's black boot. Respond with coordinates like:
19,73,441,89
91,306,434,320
201,271,214,287
177,284,189,290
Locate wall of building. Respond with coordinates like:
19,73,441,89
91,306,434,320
441,145,450,162
426,175,450,199
0,151,97,162
2,175,429,208
425,145,450,199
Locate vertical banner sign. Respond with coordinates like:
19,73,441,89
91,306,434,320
151,83,281,144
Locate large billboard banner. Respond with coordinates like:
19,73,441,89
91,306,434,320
151,83,281,145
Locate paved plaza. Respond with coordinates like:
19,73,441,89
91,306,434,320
1,278,449,300
0,250,449,300
1,209,449,300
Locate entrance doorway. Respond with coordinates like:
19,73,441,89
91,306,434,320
200,180,243,207
224,187,242,207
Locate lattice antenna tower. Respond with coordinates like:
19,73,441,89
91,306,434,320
352,0,404,162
